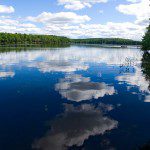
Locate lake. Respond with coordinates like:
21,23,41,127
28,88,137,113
0,45,150,150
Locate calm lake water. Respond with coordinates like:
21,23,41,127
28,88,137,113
0,45,150,150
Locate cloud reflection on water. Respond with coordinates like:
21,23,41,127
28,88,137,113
0,71,15,78
116,66,150,102
1,47,149,102
32,103,118,150
116,66,149,92
28,61,88,73
0,47,142,75
55,74,115,101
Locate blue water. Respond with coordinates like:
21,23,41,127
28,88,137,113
0,46,150,150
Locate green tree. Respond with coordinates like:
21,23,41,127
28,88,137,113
71,38,141,45
142,24,150,50
0,33,70,46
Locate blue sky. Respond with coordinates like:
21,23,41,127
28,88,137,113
0,0,149,40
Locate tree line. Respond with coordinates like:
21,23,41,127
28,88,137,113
71,38,141,45
141,24,150,90
142,24,150,50
0,33,70,45
0,32,142,46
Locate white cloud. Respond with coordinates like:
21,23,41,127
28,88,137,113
27,12,91,24
0,5,15,13
116,0,150,25
0,18,19,26
0,15,11,19
32,103,118,150
19,23,37,28
0,1,148,40
58,0,107,10
43,21,145,40
60,0,89,10
0,8,146,40
0,17,42,34
55,74,115,101
126,0,141,3
25,10,145,40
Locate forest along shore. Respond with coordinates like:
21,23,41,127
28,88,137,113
0,32,141,47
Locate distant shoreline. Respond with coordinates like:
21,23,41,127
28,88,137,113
0,32,141,46
0,44,142,53
71,43,141,48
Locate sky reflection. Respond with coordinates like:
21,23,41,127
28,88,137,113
0,46,142,74
0,46,148,101
55,74,115,102
0,71,15,78
32,103,118,150
1,46,150,150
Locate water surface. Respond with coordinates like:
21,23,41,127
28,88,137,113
0,45,150,150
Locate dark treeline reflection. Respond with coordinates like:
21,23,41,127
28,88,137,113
140,52,150,150
141,52,150,90
0,44,70,52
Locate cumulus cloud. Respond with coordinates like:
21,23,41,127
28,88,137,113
0,17,42,34
0,15,11,19
0,9,146,40
25,9,145,40
0,5,14,13
55,74,115,101
27,12,91,24
126,0,141,2
32,103,118,150
27,15,145,40
0,18,19,26
58,0,108,10
43,22,144,40
116,0,150,25
0,1,148,40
